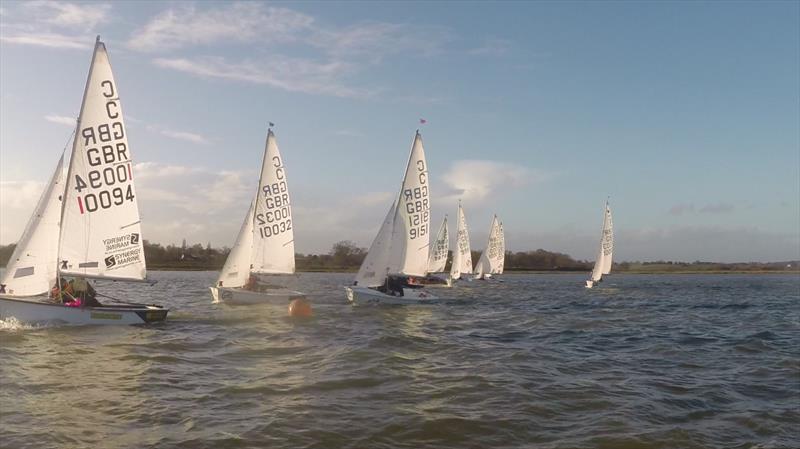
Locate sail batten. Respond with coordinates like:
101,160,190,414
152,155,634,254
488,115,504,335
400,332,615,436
58,39,146,281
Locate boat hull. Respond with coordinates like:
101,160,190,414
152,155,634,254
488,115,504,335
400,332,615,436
0,296,168,326
345,286,438,306
210,287,305,305
409,274,452,288
585,280,595,288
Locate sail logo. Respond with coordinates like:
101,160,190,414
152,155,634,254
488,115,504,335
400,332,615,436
130,233,139,244
105,255,117,268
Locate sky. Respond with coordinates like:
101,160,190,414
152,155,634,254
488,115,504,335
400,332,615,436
0,1,798,263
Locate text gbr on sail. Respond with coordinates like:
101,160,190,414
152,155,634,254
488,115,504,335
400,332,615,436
256,155,292,239
403,159,429,239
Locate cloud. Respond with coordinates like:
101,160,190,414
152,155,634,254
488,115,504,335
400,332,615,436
0,32,92,49
0,181,46,243
469,37,512,56
354,191,393,206
0,2,111,50
129,3,449,98
669,202,736,216
128,3,313,52
44,114,76,126
24,1,111,29
441,160,549,202
153,57,369,98
133,162,204,180
145,125,210,144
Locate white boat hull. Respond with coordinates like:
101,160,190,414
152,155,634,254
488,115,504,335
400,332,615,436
210,287,305,305
345,286,438,306
0,296,168,326
585,280,595,288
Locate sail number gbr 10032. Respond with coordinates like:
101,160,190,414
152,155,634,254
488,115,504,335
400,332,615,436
255,155,292,239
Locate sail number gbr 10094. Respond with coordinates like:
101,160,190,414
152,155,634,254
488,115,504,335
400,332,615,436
404,159,429,240
73,79,134,214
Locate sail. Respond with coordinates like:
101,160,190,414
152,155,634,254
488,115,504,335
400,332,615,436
427,217,448,273
589,202,613,281
58,38,146,281
449,202,472,280
495,221,505,274
388,131,431,277
251,130,295,274
0,156,65,295
601,204,613,274
474,215,504,277
354,201,397,287
216,200,255,288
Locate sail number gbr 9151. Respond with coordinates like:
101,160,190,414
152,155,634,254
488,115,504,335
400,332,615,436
73,79,134,214
404,159,429,240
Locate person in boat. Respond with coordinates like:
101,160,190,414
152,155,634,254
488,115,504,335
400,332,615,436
71,277,102,307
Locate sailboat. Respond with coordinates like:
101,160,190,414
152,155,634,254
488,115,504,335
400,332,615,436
449,201,473,283
0,37,168,325
345,131,437,305
586,200,613,288
409,216,451,287
209,128,304,305
473,215,505,280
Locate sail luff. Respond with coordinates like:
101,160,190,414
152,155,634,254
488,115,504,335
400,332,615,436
216,200,255,288
427,216,448,273
354,201,397,287
450,202,472,280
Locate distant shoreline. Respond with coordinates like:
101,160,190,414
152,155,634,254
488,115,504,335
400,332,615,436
142,268,799,275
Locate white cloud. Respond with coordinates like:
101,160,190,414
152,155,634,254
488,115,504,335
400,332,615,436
128,3,313,52
145,125,210,145
0,32,91,49
441,160,549,202
0,181,46,243
469,37,512,56
153,57,369,98
44,114,76,126
669,202,736,216
24,1,111,29
133,162,204,180
354,191,393,206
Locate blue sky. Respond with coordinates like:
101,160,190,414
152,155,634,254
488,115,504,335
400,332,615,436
1,1,798,262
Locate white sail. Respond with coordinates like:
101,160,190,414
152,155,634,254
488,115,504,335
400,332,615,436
388,131,431,277
495,221,505,274
589,202,613,282
474,215,504,277
0,155,65,295
354,201,397,287
427,216,449,273
58,38,146,281
215,200,255,288
449,202,472,280
251,130,295,274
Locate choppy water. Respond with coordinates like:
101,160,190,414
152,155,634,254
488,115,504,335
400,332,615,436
1,272,798,449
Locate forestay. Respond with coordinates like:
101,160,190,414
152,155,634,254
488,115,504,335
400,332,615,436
388,131,431,277
59,39,146,281
450,202,472,280
0,156,65,295
216,200,255,288
427,217,449,273
590,202,614,282
251,130,295,274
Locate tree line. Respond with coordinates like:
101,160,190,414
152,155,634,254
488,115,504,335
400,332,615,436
0,241,796,272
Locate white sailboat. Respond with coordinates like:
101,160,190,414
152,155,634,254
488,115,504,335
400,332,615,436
473,214,505,280
345,131,437,305
0,37,168,325
586,201,613,288
210,128,304,305
449,201,473,282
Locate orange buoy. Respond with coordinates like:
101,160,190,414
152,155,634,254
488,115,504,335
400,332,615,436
288,298,313,317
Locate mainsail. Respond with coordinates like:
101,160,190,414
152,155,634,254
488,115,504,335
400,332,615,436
427,216,449,273
216,130,296,288
58,38,146,281
251,130,295,274
474,215,505,278
449,202,472,280
0,155,65,295
589,202,613,282
388,131,431,277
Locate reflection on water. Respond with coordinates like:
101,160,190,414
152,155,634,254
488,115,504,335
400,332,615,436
1,272,798,448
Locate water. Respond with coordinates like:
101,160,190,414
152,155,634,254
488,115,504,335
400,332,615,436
1,273,798,449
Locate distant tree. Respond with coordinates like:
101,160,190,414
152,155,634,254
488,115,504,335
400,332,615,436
329,240,367,267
